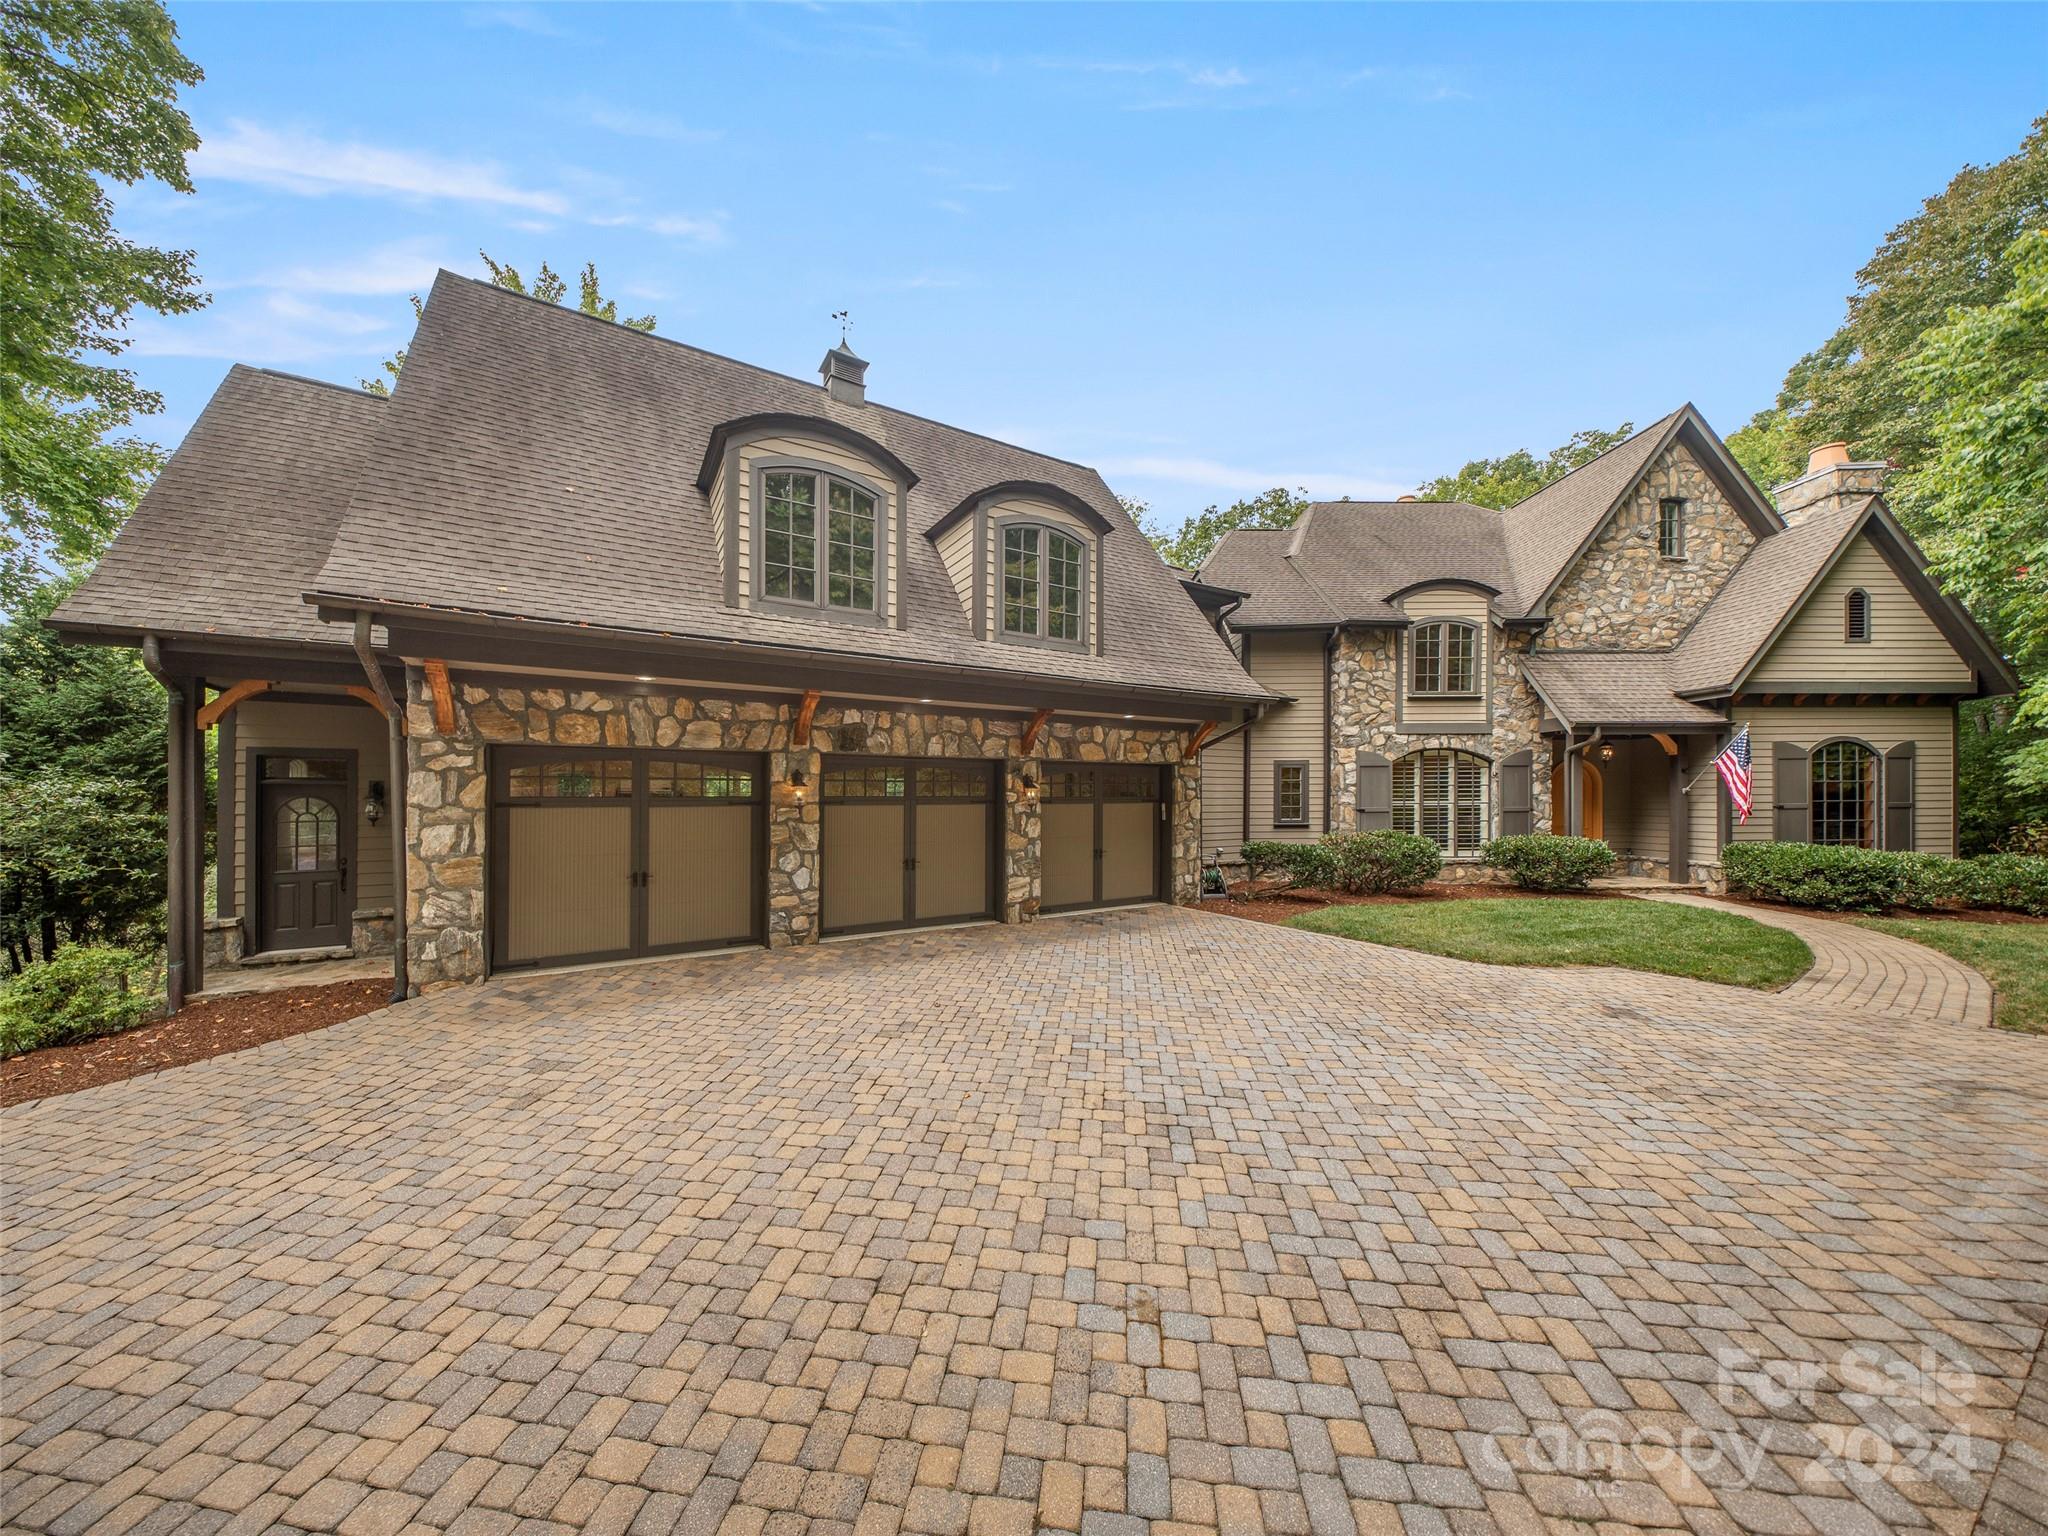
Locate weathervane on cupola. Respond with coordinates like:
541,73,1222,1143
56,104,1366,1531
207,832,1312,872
820,312,868,405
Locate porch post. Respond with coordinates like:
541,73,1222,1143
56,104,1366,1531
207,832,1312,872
1562,732,1582,837
182,678,205,993
1668,743,1690,884
144,638,188,1013
352,613,409,1003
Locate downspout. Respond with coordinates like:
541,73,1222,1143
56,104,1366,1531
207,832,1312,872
1561,725,1604,838
140,636,187,1013
1322,626,1338,831
353,614,409,1003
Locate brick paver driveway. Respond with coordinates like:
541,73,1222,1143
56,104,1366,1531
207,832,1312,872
4,908,2045,1536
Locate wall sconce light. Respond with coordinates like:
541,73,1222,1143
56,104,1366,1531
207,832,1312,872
789,767,808,808
1597,742,1616,762
364,780,386,825
1020,772,1039,807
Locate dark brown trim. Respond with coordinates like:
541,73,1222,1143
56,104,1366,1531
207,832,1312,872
1272,760,1309,828
216,711,237,920
695,412,918,493
1240,632,1252,844
926,480,1116,543
1667,742,1688,883
1383,578,1501,604
1321,630,1335,830
181,677,205,994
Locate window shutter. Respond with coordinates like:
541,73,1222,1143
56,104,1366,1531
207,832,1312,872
1355,750,1392,830
1885,742,1916,851
1500,750,1533,836
1772,741,1810,843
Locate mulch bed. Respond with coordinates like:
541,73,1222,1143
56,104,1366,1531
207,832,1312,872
1,980,389,1109
1202,880,1639,925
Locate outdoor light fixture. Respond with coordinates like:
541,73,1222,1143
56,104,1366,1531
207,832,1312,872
1020,772,1039,807
364,780,387,826
1597,742,1616,762
789,767,808,807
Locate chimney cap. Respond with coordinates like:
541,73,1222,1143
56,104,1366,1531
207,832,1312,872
1396,494,1418,503
1806,441,1852,474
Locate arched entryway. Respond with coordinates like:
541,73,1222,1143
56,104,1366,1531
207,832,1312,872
1550,758,1604,840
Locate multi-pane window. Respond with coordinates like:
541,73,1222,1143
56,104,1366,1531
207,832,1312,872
505,758,635,799
1845,588,1872,642
762,469,877,612
1391,750,1489,857
647,761,756,800
1410,621,1478,695
274,797,338,872
1658,498,1686,558
821,763,908,800
1001,524,1087,644
1811,742,1877,848
1274,762,1307,826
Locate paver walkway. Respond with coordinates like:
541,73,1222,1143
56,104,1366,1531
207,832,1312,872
3,907,2045,1536
1644,893,1997,1029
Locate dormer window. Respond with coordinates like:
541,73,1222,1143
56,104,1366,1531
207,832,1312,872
760,467,879,615
1411,620,1478,696
1000,522,1087,647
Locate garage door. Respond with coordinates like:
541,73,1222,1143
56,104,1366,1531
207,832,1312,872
1040,764,1165,912
820,758,996,935
490,749,763,971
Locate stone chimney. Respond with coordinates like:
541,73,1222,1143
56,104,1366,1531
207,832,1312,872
1773,441,1887,524
820,343,868,406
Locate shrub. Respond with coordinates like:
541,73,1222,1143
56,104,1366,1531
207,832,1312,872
1960,853,2048,916
1322,830,1442,894
1483,834,1616,892
1721,843,1910,911
1239,841,1336,889
0,946,162,1058
1890,852,1971,911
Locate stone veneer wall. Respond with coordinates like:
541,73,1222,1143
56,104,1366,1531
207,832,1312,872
1326,625,1552,864
1537,442,1756,651
403,673,1202,992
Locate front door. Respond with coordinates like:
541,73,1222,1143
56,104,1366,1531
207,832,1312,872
259,770,351,952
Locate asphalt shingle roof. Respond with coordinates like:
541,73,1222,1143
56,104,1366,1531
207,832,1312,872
1520,652,1726,728
51,366,385,649
308,273,1264,705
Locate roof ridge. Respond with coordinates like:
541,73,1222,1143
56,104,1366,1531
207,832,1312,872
433,270,1102,479
1502,406,1685,513
246,365,386,402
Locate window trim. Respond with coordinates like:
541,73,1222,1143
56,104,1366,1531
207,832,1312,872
1844,587,1872,643
749,456,890,626
1273,760,1309,828
991,514,1092,652
1390,748,1491,859
1408,619,1481,698
1658,497,1687,560
1809,737,1880,850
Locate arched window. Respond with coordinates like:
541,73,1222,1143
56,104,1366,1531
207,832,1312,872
1000,522,1088,646
758,465,880,614
1392,749,1489,856
275,797,339,872
1811,741,1878,848
1844,588,1872,643
1411,620,1479,696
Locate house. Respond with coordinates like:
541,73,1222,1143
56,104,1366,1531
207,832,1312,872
50,272,1271,1003
1196,407,2018,881
54,289,2018,1007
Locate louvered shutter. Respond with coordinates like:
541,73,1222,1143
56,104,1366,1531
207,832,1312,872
1885,742,1916,851
1772,741,1810,843
1499,750,1533,837
1355,750,1392,830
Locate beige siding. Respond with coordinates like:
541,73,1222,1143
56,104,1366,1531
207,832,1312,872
1398,586,1491,729
1735,704,1956,855
735,435,899,622
1245,632,1326,843
231,697,396,924
1751,535,1971,688
709,457,735,598
983,498,1099,649
1690,737,1726,869
1601,738,1670,862
1199,731,1245,857
936,515,976,623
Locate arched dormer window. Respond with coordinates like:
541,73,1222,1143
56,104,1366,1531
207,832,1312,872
1410,620,1479,696
1000,521,1087,646
1844,588,1872,643
759,464,880,614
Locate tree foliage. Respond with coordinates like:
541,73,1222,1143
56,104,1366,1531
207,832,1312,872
1895,227,2048,788
361,252,655,394
1414,423,1636,509
1146,487,1308,572
1,0,203,564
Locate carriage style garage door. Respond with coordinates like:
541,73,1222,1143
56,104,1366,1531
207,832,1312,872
1040,764,1166,912
820,758,997,936
489,748,764,971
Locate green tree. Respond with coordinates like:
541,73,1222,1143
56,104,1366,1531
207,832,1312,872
1415,423,1637,510
1,0,204,565
361,253,655,395
1733,114,2047,479
0,570,170,966
1957,700,2048,855
1895,226,2048,790
1147,487,1309,572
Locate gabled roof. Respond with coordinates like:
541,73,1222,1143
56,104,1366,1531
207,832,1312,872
1520,652,1725,729
307,274,1259,705
51,366,385,651
1672,495,2018,697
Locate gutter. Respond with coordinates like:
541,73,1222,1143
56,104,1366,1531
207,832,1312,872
352,614,409,1003
1560,725,1604,838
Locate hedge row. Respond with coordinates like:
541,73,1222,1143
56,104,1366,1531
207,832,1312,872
1241,831,1443,894
1722,842,2048,914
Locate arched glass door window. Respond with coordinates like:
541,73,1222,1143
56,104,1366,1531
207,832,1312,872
275,796,339,872
1811,742,1878,848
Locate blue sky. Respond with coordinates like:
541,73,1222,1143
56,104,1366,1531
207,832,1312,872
128,2,2044,521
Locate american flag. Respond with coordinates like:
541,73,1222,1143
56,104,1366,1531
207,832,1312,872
1714,726,1753,822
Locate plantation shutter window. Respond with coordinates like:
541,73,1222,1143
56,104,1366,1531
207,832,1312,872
1772,741,1810,843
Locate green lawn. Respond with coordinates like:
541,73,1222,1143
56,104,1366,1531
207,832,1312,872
1288,897,1814,990
1852,917,2047,1035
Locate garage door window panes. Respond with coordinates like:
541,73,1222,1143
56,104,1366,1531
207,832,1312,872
649,761,755,799
822,763,907,799
505,758,634,799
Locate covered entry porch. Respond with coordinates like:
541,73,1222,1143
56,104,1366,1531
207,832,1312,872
1549,728,1728,883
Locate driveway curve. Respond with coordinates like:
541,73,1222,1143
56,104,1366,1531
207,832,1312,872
3,907,2044,1536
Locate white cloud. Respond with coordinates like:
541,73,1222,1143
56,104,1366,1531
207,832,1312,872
128,290,397,364
589,210,730,245
463,5,572,38
1030,56,1248,88
194,120,568,214
1097,455,1408,502
580,101,724,144
264,237,449,296
1187,67,1249,89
